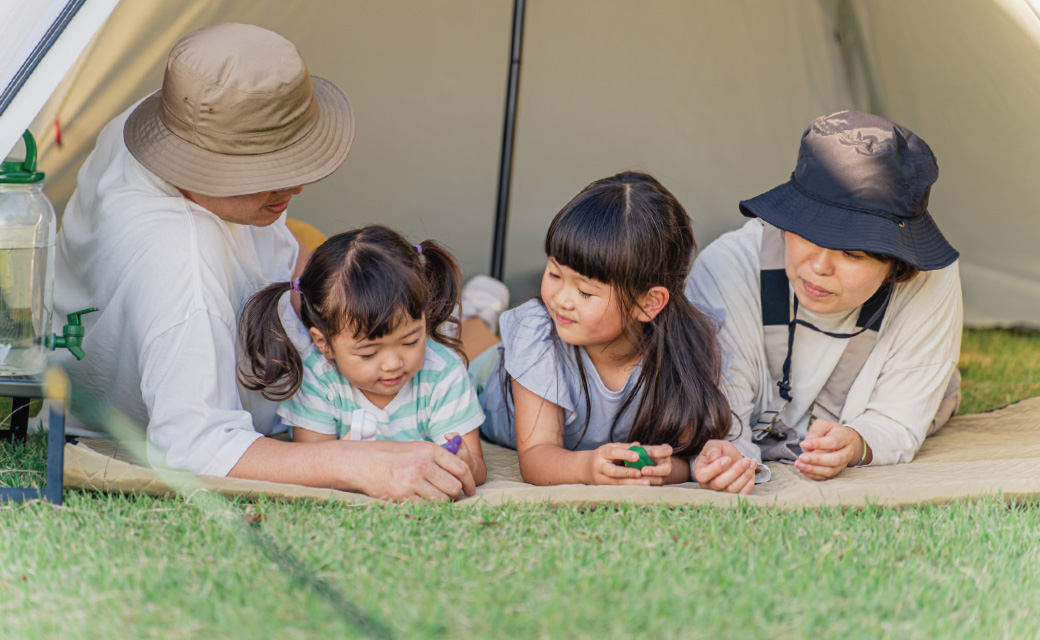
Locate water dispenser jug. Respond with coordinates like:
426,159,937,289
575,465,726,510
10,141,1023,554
0,131,94,375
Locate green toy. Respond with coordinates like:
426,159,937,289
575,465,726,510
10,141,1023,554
623,445,653,470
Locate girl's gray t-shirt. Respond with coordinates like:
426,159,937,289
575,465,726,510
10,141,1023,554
478,299,643,450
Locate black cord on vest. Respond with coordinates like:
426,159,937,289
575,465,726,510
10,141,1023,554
777,271,897,403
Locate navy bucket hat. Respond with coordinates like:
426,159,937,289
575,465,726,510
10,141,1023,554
739,110,958,271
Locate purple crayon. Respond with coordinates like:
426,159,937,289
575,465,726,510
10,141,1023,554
441,434,463,455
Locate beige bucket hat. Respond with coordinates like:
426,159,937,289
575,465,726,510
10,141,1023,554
124,23,354,197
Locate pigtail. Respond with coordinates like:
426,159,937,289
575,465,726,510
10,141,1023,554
415,239,466,362
237,281,305,401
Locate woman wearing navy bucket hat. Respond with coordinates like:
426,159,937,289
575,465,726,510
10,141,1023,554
686,111,962,490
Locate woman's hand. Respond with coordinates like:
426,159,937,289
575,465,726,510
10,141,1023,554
691,439,757,495
796,419,870,481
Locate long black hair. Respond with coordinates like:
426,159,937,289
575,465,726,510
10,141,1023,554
532,171,731,456
238,225,464,400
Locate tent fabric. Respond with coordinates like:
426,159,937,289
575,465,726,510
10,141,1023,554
0,0,119,161
62,397,1040,508
24,0,1040,328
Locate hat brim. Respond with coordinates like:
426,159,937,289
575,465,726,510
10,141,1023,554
123,76,354,197
739,181,959,271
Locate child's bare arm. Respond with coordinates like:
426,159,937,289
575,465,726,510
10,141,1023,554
513,380,648,486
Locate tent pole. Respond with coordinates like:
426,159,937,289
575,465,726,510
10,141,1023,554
0,0,88,117
490,0,526,281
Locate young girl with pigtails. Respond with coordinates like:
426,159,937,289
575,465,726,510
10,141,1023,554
464,171,755,492
238,225,487,487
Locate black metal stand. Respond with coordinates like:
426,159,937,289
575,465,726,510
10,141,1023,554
0,376,65,504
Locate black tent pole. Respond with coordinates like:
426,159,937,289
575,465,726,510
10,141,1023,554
490,0,526,281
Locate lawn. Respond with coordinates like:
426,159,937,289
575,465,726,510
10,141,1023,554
0,328,1038,639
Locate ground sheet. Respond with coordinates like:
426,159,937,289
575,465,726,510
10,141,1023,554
62,397,1040,508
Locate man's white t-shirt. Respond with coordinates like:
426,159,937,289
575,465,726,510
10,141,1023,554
53,106,306,476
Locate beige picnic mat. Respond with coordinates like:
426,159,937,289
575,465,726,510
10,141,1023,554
63,397,1040,508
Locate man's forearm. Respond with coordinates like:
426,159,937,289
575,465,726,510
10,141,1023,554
228,437,366,492
227,437,475,502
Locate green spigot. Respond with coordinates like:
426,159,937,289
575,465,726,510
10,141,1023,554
47,308,98,360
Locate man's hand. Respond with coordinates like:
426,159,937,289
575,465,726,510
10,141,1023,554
354,440,476,502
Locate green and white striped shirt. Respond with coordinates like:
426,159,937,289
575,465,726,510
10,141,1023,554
277,339,484,444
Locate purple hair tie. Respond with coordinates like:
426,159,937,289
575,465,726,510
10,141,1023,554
413,243,423,254
290,277,301,294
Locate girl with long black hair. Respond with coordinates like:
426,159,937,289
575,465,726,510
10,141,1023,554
466,171,752,491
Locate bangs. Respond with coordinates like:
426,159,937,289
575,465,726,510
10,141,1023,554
545,189,629,284
322,245,426,340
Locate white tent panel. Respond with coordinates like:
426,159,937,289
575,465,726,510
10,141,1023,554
19,0,1040,327
0,0,119,159
502,0,853,295
33,0,511,281
845,0,1040,326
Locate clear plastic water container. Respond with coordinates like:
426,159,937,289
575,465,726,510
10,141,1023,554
0,132,55,375
0,131,93,376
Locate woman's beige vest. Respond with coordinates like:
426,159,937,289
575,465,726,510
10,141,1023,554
753,224,959,462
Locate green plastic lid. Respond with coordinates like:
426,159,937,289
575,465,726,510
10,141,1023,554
0,131,45,184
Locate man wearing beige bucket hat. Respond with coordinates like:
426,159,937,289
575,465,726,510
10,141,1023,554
53,23,477,501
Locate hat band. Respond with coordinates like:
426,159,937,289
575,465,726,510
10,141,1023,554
789,174,925,223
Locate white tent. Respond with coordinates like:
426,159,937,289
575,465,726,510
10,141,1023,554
5,0,1040,327
0,0,119,158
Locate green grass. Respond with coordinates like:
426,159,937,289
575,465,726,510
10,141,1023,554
0,427,46,489
0,328,1037,639
2,497,1039,639
959,328,1040,414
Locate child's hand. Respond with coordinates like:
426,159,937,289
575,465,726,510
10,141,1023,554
445,431,488,487
795,419,868,481
587,443,656,485
445,432,472,463
632,444,675,485
692,439,756,495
